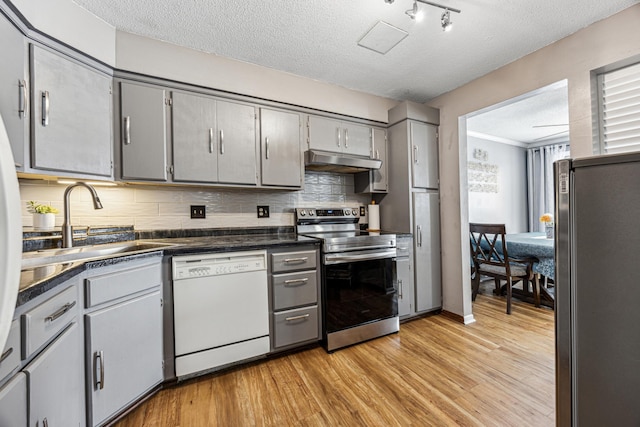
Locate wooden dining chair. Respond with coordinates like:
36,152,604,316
469,223,538,314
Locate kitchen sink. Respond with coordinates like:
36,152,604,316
22,241,178,270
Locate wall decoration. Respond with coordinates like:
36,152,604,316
468,161,499,193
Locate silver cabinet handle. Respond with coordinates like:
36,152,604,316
0,347,13,364
398,279,403,298
417,225,423,247
283,257,308,263
284,278,309,286
95,350,105,390
209,128,214,153
219,129,224,154
344,128,349,148
43,418,49,427
41,91,49,126
285,313,310,322
413,145,418,164
265,137,270,160
376,149,380,160
123,116,131,145
18,79,27,118
336,127,341,148
44,301,76,322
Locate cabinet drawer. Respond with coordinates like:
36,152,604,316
273,305,318,348
0,320,20,381
272,271,317,310
22,285,78,359
271,250,316,273
85,260,161,308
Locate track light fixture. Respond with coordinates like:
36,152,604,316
405,1,424,21
385,0,461,30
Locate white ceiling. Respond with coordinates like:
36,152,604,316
71,0,636,141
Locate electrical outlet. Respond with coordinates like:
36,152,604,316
257,205,270,218
190,205,206,219
360,206,366,216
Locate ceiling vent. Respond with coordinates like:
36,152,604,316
357,21,408,55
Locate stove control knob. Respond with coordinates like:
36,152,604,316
352,209,358,216
308,210,315,216
299,209,306,216
344,210,351,216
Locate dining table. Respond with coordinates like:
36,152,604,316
505,232,555,280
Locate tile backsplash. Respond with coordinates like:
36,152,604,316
19,172,372,230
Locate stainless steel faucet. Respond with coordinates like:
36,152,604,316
61,182,103,248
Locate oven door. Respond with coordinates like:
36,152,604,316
323,249,397,334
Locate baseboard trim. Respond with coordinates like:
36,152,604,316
441,310,476,325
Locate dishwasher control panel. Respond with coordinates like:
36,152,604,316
172,250,267,280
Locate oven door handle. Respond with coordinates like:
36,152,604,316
324,249,396,265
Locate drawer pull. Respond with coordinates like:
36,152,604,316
285,313,310,322
44,301,76,323
95,350,105,390
284,278,309,286
0,347,13,363
43,418,49,427
283,257,308,263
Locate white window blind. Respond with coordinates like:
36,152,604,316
599,62,640,154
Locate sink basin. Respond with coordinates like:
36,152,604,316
22,241,177,270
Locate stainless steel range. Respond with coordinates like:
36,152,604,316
295,207,398,352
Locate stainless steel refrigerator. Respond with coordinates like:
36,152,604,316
555,153,640,426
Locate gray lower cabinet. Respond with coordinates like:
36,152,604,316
25,321,85,427
30,44,112,177
0,372,27,427
396,236,414,318
413,192,441,312
259,108,302,188
269,247,320,350
84,256,163,427
0,11,29,171
119,81,169,181
172,91,257,185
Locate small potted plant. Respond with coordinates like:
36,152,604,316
540,213,554,239
27,201,59,230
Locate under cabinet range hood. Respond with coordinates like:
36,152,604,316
304,149,382,173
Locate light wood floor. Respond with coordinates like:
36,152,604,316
114,291,555,426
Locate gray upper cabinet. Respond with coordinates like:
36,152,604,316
0,12,28,171
307,115,372,157
215,99,257,185
260,108,302,188
119,81,168,181
371,127,388,192
31,44,112,177
410,121,439,189
172,91,218,183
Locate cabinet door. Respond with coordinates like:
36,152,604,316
260,108,302,187
396,257,413,317
31,45,112,177
371,128,388,192
343,122,371,157
0,13,29,171
86,291,163,427
307,115,341,152
172,91,218,183
120,82,168,181
0,372,27,427
410,121,439,189
413,192,442,312
216,100,257,185
25,322,84,427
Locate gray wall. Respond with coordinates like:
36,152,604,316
467,136,528,233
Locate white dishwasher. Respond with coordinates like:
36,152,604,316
172,250,269,378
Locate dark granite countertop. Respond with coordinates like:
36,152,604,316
19,228,320,307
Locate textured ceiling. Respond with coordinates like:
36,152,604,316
70,0,638,105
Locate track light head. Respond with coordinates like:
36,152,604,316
384,0,395,3
405,1,424,21
441,9,453,31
